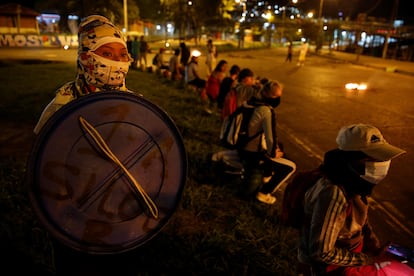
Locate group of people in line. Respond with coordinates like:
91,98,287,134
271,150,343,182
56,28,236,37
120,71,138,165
151,42,191,81
126,35,149,70
34,15,411,276
210,64,297,205
147,38,221,115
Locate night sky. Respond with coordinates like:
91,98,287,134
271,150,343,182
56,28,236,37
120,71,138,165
296,0,411,23
2,0,413,24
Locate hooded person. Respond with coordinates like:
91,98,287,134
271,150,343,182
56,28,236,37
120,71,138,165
323,124,406,199
238,80,296,204
298,123,406,276
233,68,261,109
33,15,133,134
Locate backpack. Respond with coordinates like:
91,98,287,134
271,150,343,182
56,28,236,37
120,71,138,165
280,168,324,229
221,88,237,120
219,104,262,150
152,54,159,66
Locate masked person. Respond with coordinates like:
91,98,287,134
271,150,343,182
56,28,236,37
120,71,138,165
238,80,296,204
33,15,133,134
298,124,406,275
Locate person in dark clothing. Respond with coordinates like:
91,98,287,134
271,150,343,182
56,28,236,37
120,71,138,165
298,124,407,276
169,48,182,81
138,35,149,69
126,35,132,55
179,42,191,71
285,42,293,62
238,80,296,204
217,64,240,115
130,36,139,69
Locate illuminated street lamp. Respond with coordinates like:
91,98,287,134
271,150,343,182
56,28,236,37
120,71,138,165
263,11,273,47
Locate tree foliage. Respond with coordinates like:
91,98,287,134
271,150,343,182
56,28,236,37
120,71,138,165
134,0,162,21
159,0,235,38
34,0,140,29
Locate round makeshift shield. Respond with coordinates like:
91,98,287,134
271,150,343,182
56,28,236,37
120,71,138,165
27,91,187,254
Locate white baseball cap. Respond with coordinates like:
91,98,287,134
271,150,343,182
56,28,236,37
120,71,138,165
191,50,201,57
336,124,406,161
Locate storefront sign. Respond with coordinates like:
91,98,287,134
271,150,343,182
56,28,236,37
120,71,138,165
0,34,78,48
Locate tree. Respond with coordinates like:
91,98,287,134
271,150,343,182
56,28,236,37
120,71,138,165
34,0,140,31
159,0,234,41
134,0,162,21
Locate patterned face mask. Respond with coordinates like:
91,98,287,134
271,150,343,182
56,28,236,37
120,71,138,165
84,52,130,88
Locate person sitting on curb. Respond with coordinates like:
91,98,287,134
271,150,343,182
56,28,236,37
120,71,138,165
155,47,170,77
169,48,182,81
186,50,209,112
221,68,261,120
238,80,296,204
298,124,406,275
206,59,228,114
217,64,240,118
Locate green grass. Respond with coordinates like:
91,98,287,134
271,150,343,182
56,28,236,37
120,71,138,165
0,62,299,275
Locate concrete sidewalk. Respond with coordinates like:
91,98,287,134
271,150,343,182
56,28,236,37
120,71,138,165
213,38,414,77
315,48,414,76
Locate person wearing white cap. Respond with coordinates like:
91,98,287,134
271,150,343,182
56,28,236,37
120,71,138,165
297,123,406,276
186,49,206,89
33,15,133,134
186,50,209,112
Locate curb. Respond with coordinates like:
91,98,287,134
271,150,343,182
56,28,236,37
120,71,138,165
317,53,414,77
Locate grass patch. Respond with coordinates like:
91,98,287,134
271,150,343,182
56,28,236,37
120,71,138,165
0,63,300,275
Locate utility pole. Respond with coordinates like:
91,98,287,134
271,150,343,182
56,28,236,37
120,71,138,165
382,0,399,59
318,0,324,23
281,7,286,43
237,0,246,49
123,0,128,33
316,0,324,53
16,4,21,33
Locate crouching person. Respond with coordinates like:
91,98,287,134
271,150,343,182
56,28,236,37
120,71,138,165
298,124,407,275
155,48,170,77
238,80,296,204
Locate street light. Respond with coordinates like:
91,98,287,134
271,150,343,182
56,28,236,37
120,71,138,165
263,11,273,47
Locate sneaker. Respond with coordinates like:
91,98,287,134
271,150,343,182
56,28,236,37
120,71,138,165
256,192,276,204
